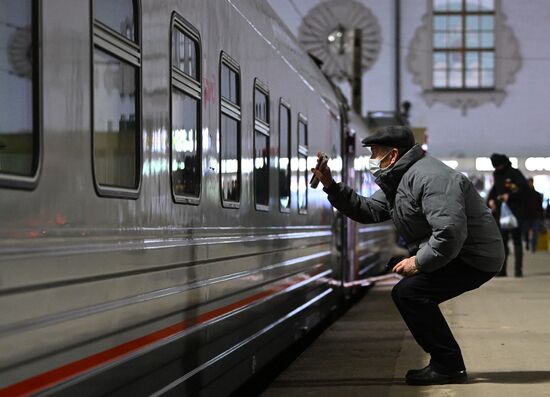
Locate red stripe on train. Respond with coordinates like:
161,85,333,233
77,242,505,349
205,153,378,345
0,272,318,396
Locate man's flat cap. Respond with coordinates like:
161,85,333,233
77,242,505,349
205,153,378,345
361,126,416,149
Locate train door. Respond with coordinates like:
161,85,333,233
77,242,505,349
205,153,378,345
344,123,358,287
331,105,357,296
341,110,360,290
324,107,345,294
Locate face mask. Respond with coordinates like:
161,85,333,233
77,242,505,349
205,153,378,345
368,150,392,176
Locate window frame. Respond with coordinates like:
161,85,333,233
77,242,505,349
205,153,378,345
297,113,308,215
253,79,270,212
0,0,42,190
169,13,202,205
278,99,291,213
90,0,142,199
218,52,241,209
432,0,496,91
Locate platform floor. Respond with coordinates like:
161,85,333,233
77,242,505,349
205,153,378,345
261,251,550,397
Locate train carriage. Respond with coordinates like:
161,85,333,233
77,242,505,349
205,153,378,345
0,0,394,395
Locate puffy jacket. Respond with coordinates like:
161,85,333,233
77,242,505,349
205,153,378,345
324,145,504,273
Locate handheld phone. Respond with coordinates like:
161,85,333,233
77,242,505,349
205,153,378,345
309,152,329,188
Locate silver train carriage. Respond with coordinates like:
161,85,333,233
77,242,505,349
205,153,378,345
0,0,395,395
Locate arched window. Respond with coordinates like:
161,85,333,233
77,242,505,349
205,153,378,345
170,14,201,204
219,53,241,208
432,0,495,89
253,80,270,210
92,0,141,198
407,0,521,113
278,100,291,212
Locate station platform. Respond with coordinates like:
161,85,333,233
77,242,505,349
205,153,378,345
260,251,550,397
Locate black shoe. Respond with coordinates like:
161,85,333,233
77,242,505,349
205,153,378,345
515,272,523,278
406,365,431,378
405,365,468,385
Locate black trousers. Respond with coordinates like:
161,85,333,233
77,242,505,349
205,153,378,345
501,226,523,275
391,259,497,374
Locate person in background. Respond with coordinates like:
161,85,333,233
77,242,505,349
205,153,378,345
523,178,544,253
544,200,550,242
487,153,528,277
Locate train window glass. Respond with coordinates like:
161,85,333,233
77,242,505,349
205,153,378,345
171,89,200,197
94,0,137,42
298,117,308,213
254,89,268,123
221,114,240,202
170,15,201,203
221,63,238,103
278,102,291,211
254,131,269,207
0,0,39,182
219,54,241,207
172,28,198,78
93,48,139,189
298,119,307,147
298,154,308,212
93,0,141,197
253,81,269,209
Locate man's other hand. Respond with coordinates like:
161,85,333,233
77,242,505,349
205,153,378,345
311,152,333,188
393,256,420,277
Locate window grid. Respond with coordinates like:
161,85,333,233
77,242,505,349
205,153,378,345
219,54,241,208
432,0,495,90
170,15,202,204
92,0,141,198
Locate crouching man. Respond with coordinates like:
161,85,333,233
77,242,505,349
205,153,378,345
311,126,504,385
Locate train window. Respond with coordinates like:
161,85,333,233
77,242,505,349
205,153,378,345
278,101,291,212
172,27,198,79
254,80,269,210
0,0,40,189
94,0,137,42
220,54,241,208
254,86,268,124
298,115,308,214
221,63,239,104
298,117,307,147
171,90,200,198
92,0,141,197
93,49,139,189
254,131,269,208
170,15,201,203
220,114,240,204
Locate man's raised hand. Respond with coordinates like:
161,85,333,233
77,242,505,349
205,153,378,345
311,152,333,188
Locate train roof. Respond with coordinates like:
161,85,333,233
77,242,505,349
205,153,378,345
227,0,342,118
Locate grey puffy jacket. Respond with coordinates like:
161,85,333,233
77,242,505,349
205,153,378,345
324,145,504,273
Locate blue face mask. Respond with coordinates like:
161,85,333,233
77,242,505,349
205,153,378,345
368,150,392,176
